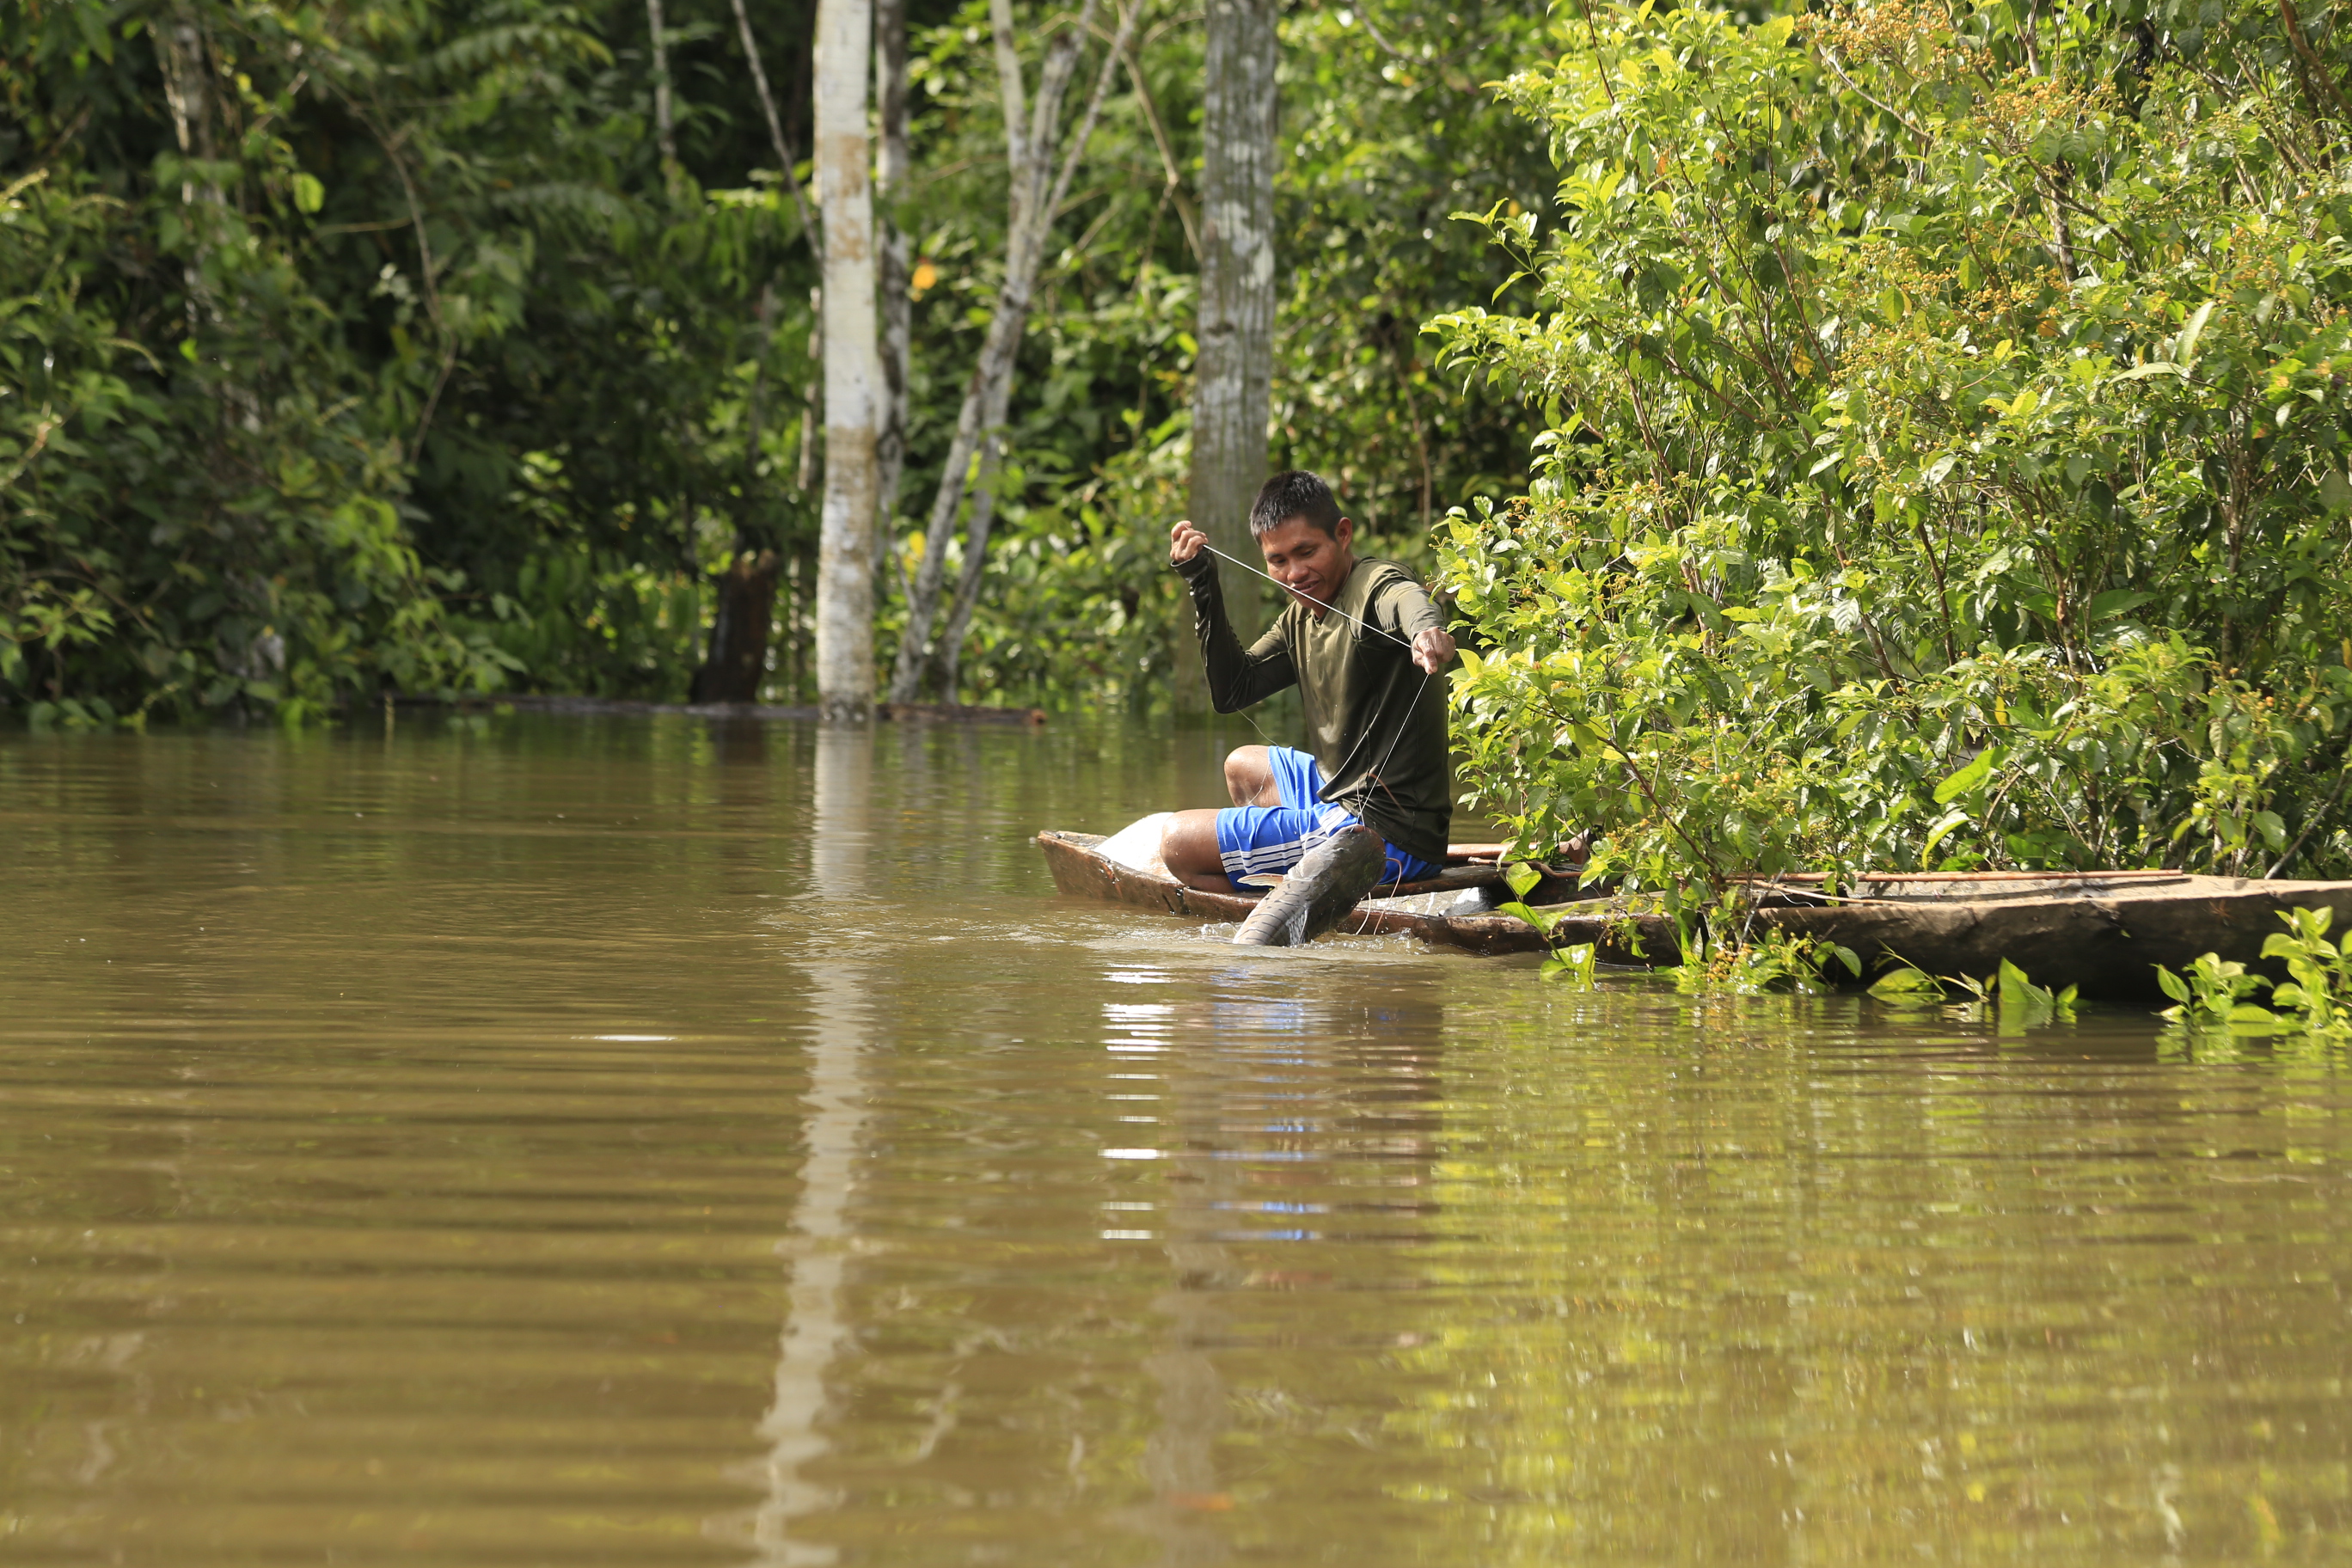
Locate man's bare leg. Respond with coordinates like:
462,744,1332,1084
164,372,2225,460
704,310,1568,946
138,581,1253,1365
1161,810,1236,891
1223,746,1279,806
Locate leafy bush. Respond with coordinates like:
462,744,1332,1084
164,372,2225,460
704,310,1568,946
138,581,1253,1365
1431,2,2352,896
2159,903,2352,1037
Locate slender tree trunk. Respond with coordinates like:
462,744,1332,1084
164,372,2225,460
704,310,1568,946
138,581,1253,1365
922,379,1013,697
155,8,224,340
646,0,678,175
732,0,821,253
874,0,913,580
1174,0,1278,714
886,0,1139,702
813,0,881,720
798,289,821,494
692,285,781,701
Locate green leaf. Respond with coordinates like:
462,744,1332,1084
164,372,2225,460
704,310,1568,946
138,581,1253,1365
1504,861,1542,899
1933,747,1997,805
1496,900,1559,937
292,173,325,214
1868,965,1944,1004
1921,807,1971,861
2176,300,2216,362
2088,589,2153,620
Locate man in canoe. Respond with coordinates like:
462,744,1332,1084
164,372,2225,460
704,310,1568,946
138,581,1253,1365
1160,469,1457,893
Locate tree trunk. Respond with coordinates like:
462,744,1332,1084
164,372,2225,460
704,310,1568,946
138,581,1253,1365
923,383,1013,698
874,0,913,581
646,0,678,174
886,0,1139,702
154,8,224,339
691,550,781,702
732,0,821,253
813,0,881,720
691,286,781,701
1174,0,1278,714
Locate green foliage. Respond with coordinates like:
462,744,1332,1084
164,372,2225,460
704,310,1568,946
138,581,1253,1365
941,0,1559,706
1,0,825,721
2156,951,2282,1030
1671,921,1860,995
2159,904,2352,1038
1432,1,2352,892
1496,859,1599,983
1,71,520,724
2262,904,2352,1030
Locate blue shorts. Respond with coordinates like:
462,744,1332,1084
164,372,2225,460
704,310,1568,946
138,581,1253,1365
1214,747,1439,891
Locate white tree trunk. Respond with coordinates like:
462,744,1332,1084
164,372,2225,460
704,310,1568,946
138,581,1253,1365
813,0,881,720
1174,0,1277,713
874,0,913,579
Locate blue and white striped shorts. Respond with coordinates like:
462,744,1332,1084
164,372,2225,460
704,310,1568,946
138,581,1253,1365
1212,746,1437,891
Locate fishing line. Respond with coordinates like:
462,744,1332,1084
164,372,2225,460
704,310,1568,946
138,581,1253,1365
1197,543,1419,651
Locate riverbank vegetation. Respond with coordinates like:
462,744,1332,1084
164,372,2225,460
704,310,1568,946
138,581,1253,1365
12,0,2352,895
3,0,1547,725
1437,0,2352,885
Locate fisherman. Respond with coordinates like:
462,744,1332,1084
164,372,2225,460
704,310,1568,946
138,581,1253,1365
1160,469,1456,894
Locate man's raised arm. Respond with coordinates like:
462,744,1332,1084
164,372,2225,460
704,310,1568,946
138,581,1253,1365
1169,521,1295,713
1374,573,1457,674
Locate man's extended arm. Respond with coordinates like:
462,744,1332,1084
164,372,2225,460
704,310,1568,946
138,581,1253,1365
1375,576,1457,673
1168,522,1295,713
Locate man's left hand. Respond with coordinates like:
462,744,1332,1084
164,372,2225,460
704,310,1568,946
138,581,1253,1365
1411,628,1456,674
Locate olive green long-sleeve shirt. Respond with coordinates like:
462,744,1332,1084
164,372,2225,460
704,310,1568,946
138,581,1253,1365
1175,550,1453,865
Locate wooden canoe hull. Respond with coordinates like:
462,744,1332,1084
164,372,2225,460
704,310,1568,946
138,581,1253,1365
1034,830,1671,961
1037,830,2352,999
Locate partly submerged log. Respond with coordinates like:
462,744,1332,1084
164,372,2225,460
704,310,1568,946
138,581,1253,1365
1737,871,2352,1000
1035,830,2352,1000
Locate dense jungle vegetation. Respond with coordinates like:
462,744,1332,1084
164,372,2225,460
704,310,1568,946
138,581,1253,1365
1,0,1548,724
10,0,2352,884
1436,0,2352,885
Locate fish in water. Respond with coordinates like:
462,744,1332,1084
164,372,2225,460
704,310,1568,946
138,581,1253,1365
1231,826,1390,946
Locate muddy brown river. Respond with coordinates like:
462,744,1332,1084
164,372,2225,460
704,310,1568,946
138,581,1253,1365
3,714,2346,1565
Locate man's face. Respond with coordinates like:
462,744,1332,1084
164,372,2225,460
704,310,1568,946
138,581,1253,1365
1257,515,1355,616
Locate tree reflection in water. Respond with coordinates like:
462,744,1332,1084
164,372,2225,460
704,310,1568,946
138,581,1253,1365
750,722,875,1565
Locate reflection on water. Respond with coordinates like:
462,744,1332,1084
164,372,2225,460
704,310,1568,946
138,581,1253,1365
748,724,873,1565
2,714,2348,1566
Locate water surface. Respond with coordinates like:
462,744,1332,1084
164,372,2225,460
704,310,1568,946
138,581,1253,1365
3,714,2347,1565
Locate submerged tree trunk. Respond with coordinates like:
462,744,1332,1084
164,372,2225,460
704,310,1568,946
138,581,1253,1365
813,0,881,720
691,549,782,702
874,0,913,581
692,286,782,701
885,0,1141,703
1174,0,1278,714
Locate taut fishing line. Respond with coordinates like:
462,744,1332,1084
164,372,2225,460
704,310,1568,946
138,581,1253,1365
1197,543,1420,651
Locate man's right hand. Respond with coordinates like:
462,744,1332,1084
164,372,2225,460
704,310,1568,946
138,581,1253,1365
1168,520,1209,567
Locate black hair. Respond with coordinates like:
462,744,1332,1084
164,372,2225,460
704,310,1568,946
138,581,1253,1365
1248,470,1344,539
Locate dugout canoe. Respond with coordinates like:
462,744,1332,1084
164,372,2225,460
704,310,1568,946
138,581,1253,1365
1034,830,2352,1000
1034,829,1584,958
